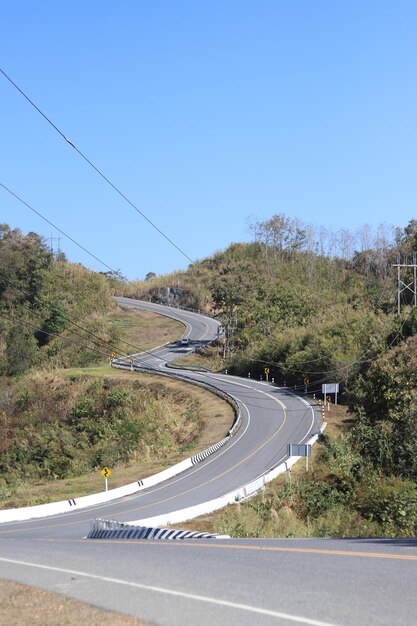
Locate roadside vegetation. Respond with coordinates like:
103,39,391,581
1,217,417,536
211,377,417,538
0,368,233,508
0,224,119,374
121,215,417,538
0,224,233,507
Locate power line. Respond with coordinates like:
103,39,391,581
242,315,408,385
3,311,112,358
1,181,150,297
0,67,195,266
0,182,116,275
0,178,213,338
0,194,182,364
4,309,168,368
1,64,404,384
49,305,173,366
1,274,178,368
2,178,402,384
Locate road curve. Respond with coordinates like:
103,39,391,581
0,299,416,625
0,298,321,532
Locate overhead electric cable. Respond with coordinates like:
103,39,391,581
45,302,165,360
3,312,113,358
1,66,403,383
0,184,197,365
0,67,195,265
3,278,179,366
246,316,407,381
0,182,116,275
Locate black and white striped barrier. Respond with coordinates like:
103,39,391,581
191,437,229,464
87,518,229,540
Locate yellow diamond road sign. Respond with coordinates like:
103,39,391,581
101,467,111,478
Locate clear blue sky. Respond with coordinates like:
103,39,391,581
1,1,416,279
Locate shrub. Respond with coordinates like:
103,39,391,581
356,476,417,537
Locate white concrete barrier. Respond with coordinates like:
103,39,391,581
0,441,226,523
128,423,327,528
0,391,322,529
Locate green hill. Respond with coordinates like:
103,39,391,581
118,214,417,537
121,215,417,394
0,224,119,374
1,216,416,535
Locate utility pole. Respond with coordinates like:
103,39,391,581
50,234,61,258
393,254,417,314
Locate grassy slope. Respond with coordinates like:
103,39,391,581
0,305,234,508
4,243,415,536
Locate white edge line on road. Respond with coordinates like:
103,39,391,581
118,377,289,504
70,396,252,518
0,557,339,626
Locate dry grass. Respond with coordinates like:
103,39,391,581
0,580,148,626
59,367,234,450
9,368,234,504
109,306,184,351
318,401,354,438
1,377,234,505
169,344,227,373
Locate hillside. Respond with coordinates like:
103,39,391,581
0,224,119,374
116,215,417,537
1,217,416,536
120,215,417,394
0,224,233,507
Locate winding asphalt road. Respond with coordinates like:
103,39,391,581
0,298,416,625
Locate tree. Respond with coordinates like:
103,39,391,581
36,305,68,346
211,265,249,356
350,335,417,479
248,214,308,267
0,225,52,305
6,325,38,376
402,219,417,253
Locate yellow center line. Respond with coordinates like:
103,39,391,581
0,413,280,533
88,540,417,561
130,390,286,510
1,536,416,561
122,397,287,514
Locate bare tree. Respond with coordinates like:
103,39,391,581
337,227,355,261
374,223,395,279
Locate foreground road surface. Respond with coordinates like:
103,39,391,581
0,536,416,625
